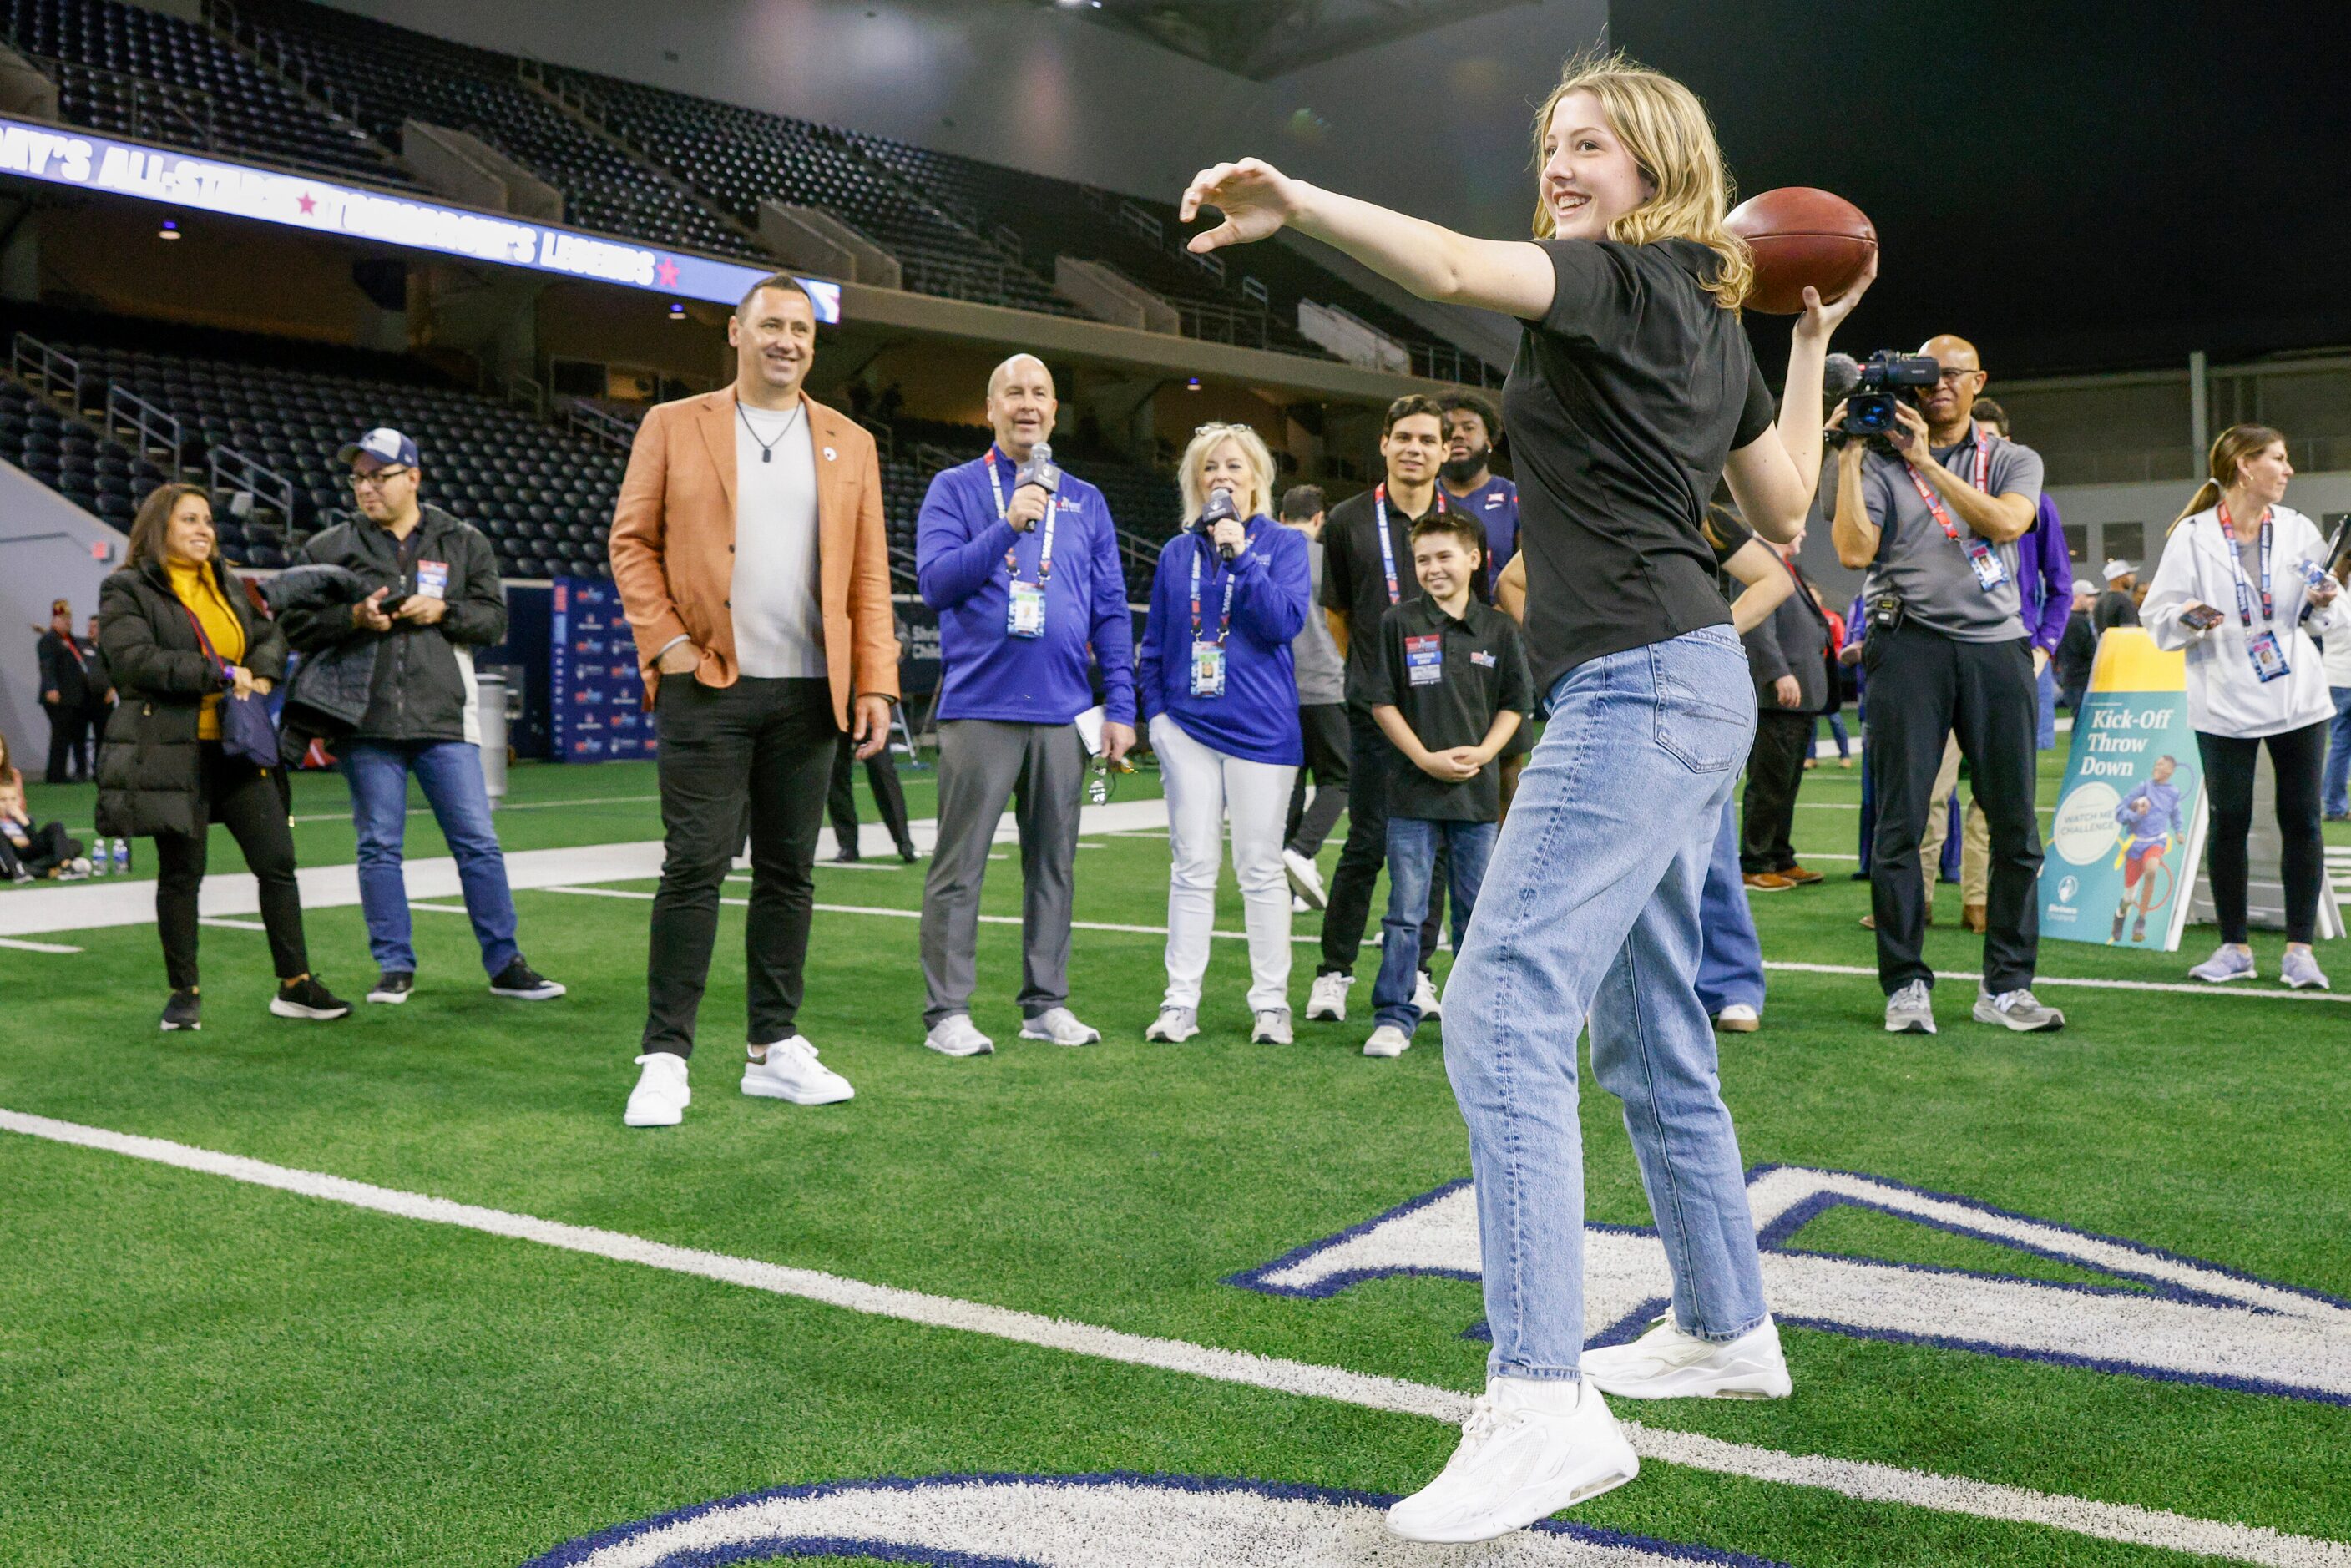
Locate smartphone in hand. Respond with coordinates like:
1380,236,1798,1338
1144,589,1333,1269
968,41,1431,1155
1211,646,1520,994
2180,604,2226,631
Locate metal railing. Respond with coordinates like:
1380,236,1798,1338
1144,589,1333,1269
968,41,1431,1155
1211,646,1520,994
899,254,1044,310
11,333,81,413
105,386,185,473
1176,299,1272,352
31,53,216,154
854,415,896,460
502,367,546,421
1410,341,1505,389
207,0,370,130
561,398,639,454
209,447,299,529
991,224,1026,265
1115,201,1164,249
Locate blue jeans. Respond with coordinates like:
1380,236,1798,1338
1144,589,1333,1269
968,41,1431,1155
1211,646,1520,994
2035,661,2058,751
2326,686,2351,817
342,740,521,978
1695,794,1765,1016
1374,816,1494,1035
1444,625,1768,1380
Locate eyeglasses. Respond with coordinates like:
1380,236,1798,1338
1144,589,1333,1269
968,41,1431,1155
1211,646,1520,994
347,466,412,491
1934,367,1983,385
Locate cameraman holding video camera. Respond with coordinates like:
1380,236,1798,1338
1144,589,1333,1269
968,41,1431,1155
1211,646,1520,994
1831,336,2063,1035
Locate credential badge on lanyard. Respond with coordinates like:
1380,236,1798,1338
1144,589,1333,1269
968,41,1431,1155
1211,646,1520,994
2219,502,2289,683
1188,541,1236,698
1904,430,2005,593
1373,483,1444,606
988,447,1055,639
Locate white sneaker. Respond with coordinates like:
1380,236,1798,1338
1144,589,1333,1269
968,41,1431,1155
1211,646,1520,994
1019,1006,1101,1046
1712,1004,1761,1033
743,1036,854,1105
1145,1005,1199,1043
1580,1314,1792,1400
1283,848,1328,909
923,1014,995,1058
1306,971,1351,1021
1884,979,1936,1034
1251,1007,1292,1044
1363,1024,1412,1058
1385,1376,1638,1544
1292,894,1310,913
1413,969,1443,1020
624,1051,690,1127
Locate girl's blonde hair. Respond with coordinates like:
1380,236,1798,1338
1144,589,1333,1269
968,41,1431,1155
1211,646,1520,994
1530,49,1752,311
2172,424,2287,530
1178,422,1277,525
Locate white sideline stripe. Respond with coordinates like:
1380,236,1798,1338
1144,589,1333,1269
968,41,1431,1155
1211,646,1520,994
0,935,79,953
198,918,269,933
287,792,664,824
538,885,1348,948
0,1105,2340,1568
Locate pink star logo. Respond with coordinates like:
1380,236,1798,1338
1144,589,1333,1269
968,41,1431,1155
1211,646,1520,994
654,257,680,288
296,191,316,215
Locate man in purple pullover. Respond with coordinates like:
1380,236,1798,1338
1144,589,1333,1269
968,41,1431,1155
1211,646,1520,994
914,355,1136,1058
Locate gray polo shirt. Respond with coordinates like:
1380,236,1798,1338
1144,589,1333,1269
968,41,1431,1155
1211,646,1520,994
1849,434,2044,641
1291,536,1345,706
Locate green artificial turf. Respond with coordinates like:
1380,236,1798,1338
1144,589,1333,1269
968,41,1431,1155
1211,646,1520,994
1,738,2346,1565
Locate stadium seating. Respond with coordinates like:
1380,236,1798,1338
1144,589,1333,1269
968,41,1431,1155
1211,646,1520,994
0,369,167,532
2,0,418,189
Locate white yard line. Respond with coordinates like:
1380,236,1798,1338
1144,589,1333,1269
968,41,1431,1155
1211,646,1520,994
288,792,665,824
0,1105,2338,1568
197,918,269,933
0,935,79,953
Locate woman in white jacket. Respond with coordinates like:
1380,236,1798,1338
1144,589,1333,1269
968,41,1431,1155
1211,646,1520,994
2145,424,2343,988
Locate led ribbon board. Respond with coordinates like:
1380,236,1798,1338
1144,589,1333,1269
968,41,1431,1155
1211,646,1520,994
0,116,841,321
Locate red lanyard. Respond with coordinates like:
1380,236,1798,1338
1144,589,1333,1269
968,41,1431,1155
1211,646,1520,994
1903,427,1991,544
1373,483,1443,605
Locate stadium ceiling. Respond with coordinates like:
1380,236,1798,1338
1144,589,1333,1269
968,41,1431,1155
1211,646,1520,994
1034,0,1541,80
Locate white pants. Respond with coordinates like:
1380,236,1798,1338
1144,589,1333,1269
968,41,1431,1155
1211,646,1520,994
1151,712,1297,1012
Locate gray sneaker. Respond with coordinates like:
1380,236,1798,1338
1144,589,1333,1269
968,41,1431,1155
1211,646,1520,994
2281,948,2332,991
1884,979,1936,1034
2188,944,2257,984
1019,1005,1102,1046
1145,1006,1200,1043
1251,1007,1294,1044
1973,986,2066,1032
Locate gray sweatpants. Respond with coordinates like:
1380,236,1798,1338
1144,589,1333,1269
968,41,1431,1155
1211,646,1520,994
920,718,1085,1027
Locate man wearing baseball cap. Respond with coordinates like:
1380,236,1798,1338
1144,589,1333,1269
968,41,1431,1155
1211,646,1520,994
278,427,564,1006
2095,559,2141,633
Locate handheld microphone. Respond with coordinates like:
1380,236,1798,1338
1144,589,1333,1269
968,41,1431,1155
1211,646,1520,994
1200,488,1241,562
1014,441,1060,497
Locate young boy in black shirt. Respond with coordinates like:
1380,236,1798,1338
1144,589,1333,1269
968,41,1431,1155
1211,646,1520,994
1363,512,1530,1056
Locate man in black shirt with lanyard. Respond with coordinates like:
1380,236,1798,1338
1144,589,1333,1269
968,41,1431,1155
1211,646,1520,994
1307,394,1449,1023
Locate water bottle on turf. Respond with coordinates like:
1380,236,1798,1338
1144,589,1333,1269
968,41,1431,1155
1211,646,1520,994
114,837,130,875
92,838,108,876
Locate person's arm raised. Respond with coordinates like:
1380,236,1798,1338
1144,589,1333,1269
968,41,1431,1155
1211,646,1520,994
1181,159,1556,321
1723,258,1877,543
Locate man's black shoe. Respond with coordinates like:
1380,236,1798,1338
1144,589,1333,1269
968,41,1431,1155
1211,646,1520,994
488,957,566,1000
367,970,416,1005
829,849,861,864
270,976,351,1021
159,989,201,1032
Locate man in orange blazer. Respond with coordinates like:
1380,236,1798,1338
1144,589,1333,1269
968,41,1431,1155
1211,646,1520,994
610,273,898,1128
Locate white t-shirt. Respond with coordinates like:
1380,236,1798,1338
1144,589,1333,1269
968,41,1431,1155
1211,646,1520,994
732,399,827,680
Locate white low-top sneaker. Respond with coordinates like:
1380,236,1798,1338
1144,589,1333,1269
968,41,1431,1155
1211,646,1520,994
1251,1007,1292,1044
624,1051,690,1127
923,1014,995,1057
1711,1004,1760,1033
1580,1315,1792,1400
1282,848,1327,909
1363,1024,1412,1058
743,1037,854,1105
1883,979,1935,1034
2281,948,2331,990
1413,969,1443,1020
1306,971,1351,1021
1972,986,2065,1033
1145,1006,1199,1043
1019,1006,1101,1046
1385,1376,1638,1544
2189,944,2257,984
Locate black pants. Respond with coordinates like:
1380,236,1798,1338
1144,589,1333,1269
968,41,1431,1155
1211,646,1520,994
1863,625,2042,994
1320,706,1395,975
826,719,913,857
2197,721,2328,944
43,699,88,783
1742,708,1815,873
645,675,836,1057
0,820,78,878
1284,701,1351,858
155,743,309,992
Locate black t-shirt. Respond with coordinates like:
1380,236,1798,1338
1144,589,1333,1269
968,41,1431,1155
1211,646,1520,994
1369,594,1532,822
1502,238,1777,697
1320,483,1448,708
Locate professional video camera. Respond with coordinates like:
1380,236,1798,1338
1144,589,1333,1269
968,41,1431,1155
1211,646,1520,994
1825,351,1940,443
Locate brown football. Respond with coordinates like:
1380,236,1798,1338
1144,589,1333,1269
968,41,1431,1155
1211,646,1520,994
1726,187,1877,315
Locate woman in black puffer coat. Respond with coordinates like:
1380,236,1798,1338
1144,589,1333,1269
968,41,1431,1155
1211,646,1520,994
97,484,349,1031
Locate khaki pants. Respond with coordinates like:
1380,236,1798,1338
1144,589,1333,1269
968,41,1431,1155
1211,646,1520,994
1914,734,1963,908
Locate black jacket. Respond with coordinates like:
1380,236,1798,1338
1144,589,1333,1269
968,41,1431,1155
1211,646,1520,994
2093,588,2141,633
94,557,287,839
37,629,91,709
2055,608,2097,691
1742,554,1833,715
262,564,376,762
281,505,506,744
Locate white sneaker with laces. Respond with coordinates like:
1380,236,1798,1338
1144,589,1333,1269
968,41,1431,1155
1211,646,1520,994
1711,1004,1760,1033
1385,1376,1638,1544
1306,971,1351,1021
1971,986,2065,1033
1282,848,1327,909
1019,1006,1101,1046
1580,1315,1792,1400
1413,969,1443,1020
1363,1024,1412,1058
1145,1005,1199,1043
923,1014,995,1058
1884,979,1936,1034
2281,948,2332,990
1251,1008,1292,1044
2189,944,2257,984
742,1036,854,1105
623,1052,690,1127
